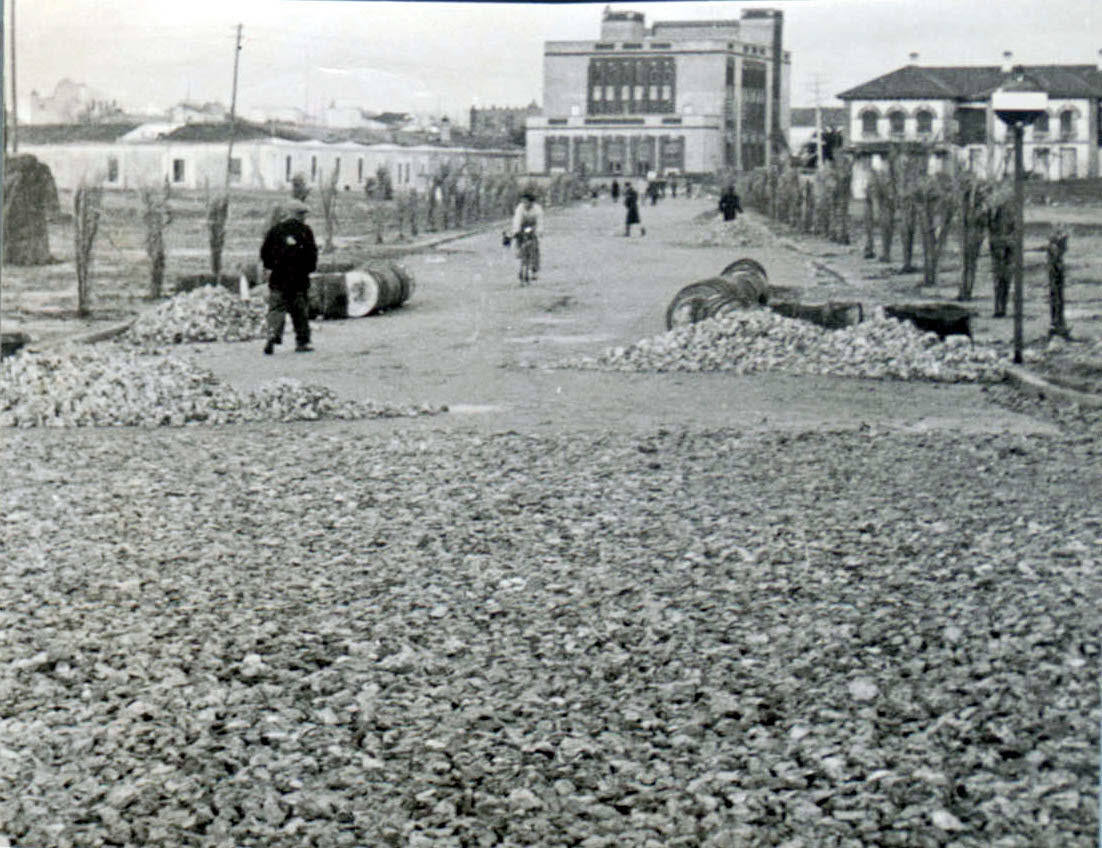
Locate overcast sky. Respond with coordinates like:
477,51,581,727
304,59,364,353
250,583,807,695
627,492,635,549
7,0,1101,122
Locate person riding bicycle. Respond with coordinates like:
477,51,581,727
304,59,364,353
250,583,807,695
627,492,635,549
511,190,544,282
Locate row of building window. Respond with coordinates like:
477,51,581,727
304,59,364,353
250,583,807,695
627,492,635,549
588,58,676,115
545,134,686,175
104,155,515,185
859,107,1081,141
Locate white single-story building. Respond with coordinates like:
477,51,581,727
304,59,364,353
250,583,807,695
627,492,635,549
17,122,525,195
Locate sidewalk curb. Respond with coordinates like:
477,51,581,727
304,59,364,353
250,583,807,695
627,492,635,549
1005,365,1102,409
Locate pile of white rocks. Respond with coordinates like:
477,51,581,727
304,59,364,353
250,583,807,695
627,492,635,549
122,286,268,346
0,347,445,427
555,309,1010,383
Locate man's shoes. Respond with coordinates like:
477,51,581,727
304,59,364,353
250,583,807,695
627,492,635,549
263,341,274,355
295,344,314,353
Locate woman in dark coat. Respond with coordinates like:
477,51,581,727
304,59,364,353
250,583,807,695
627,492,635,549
623,183,644,237
610,180,620,202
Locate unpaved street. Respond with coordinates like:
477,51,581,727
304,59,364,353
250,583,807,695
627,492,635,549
186,198,1057,436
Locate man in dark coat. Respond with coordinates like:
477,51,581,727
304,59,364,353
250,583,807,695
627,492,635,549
719,184,743,222
623,183,644,237
260,199,318,354
610,179,620,202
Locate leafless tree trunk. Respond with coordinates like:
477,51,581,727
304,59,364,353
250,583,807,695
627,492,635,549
74,183,103,317
1047,230,1070,338
987,188,1015,317
207,193,229,279
957,176,988,301
139,179,172,299
917,173,956,287
319,167,339,252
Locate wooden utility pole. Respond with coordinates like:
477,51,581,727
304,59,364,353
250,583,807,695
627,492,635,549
9,0,18,153
812,77,823,172
224,23,243,192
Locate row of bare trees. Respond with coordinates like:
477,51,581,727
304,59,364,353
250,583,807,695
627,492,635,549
739,147,1036,318
739,157,855,248
70,165,590,314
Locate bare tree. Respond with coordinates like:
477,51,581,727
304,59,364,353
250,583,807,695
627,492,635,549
319,166,339,252
898,153,926,273
986,182,1016,317
869,152,900,263
207,193,230,279
957,174,989,301
1046,230,1070,339
74,182,103,317
915,172,957,287
139,178,173,299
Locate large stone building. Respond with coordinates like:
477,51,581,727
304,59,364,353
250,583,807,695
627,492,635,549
838,52,1102,197
526,7,790,179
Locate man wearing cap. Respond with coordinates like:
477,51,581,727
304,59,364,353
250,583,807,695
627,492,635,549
260,199,318,354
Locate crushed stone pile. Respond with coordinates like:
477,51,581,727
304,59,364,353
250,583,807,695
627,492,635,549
122,286,268,346
554,309,1011,383
0,347,445,427
691,215,773,249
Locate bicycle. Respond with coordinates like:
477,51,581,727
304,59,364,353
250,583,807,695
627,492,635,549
515,225,539,285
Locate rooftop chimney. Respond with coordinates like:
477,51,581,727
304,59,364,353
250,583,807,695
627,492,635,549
909,52,919,64
1001,51,1013,73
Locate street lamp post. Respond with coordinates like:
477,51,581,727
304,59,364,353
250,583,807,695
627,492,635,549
992,73,1048,365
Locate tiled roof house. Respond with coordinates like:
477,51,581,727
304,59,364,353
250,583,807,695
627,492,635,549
836,54,1102,193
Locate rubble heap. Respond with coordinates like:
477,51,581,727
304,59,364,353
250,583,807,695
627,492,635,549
0,347,445,427
555,309,1010,383
122,287,268,346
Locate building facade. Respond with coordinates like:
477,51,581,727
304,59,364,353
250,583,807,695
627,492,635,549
526,8,790,179
18,123,523,194
838,55,1102,197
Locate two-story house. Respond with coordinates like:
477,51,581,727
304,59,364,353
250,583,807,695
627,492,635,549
837,52,1102,197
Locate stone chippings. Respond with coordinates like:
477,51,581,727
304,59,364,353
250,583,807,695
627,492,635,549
0,347,445,428
122,287,269,346
1,426,1098,847
555,310,1011,383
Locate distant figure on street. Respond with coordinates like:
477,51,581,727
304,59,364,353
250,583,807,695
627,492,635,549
647,181,659,206
623,183,644,237
611,180,620,202
511,190,544,282
719,184,743,222
670,178,678,198
260,199,318,355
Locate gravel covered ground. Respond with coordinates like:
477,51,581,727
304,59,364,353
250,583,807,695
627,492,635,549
2,424,1099,847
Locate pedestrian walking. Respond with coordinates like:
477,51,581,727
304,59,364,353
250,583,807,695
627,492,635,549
719,184,743,222
647,181,659,206
611,180,620,202
260,199,318,354
670,178,678,199
623,183,644,237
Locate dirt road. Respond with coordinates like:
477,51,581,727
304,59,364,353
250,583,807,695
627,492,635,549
186,197,1057,436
